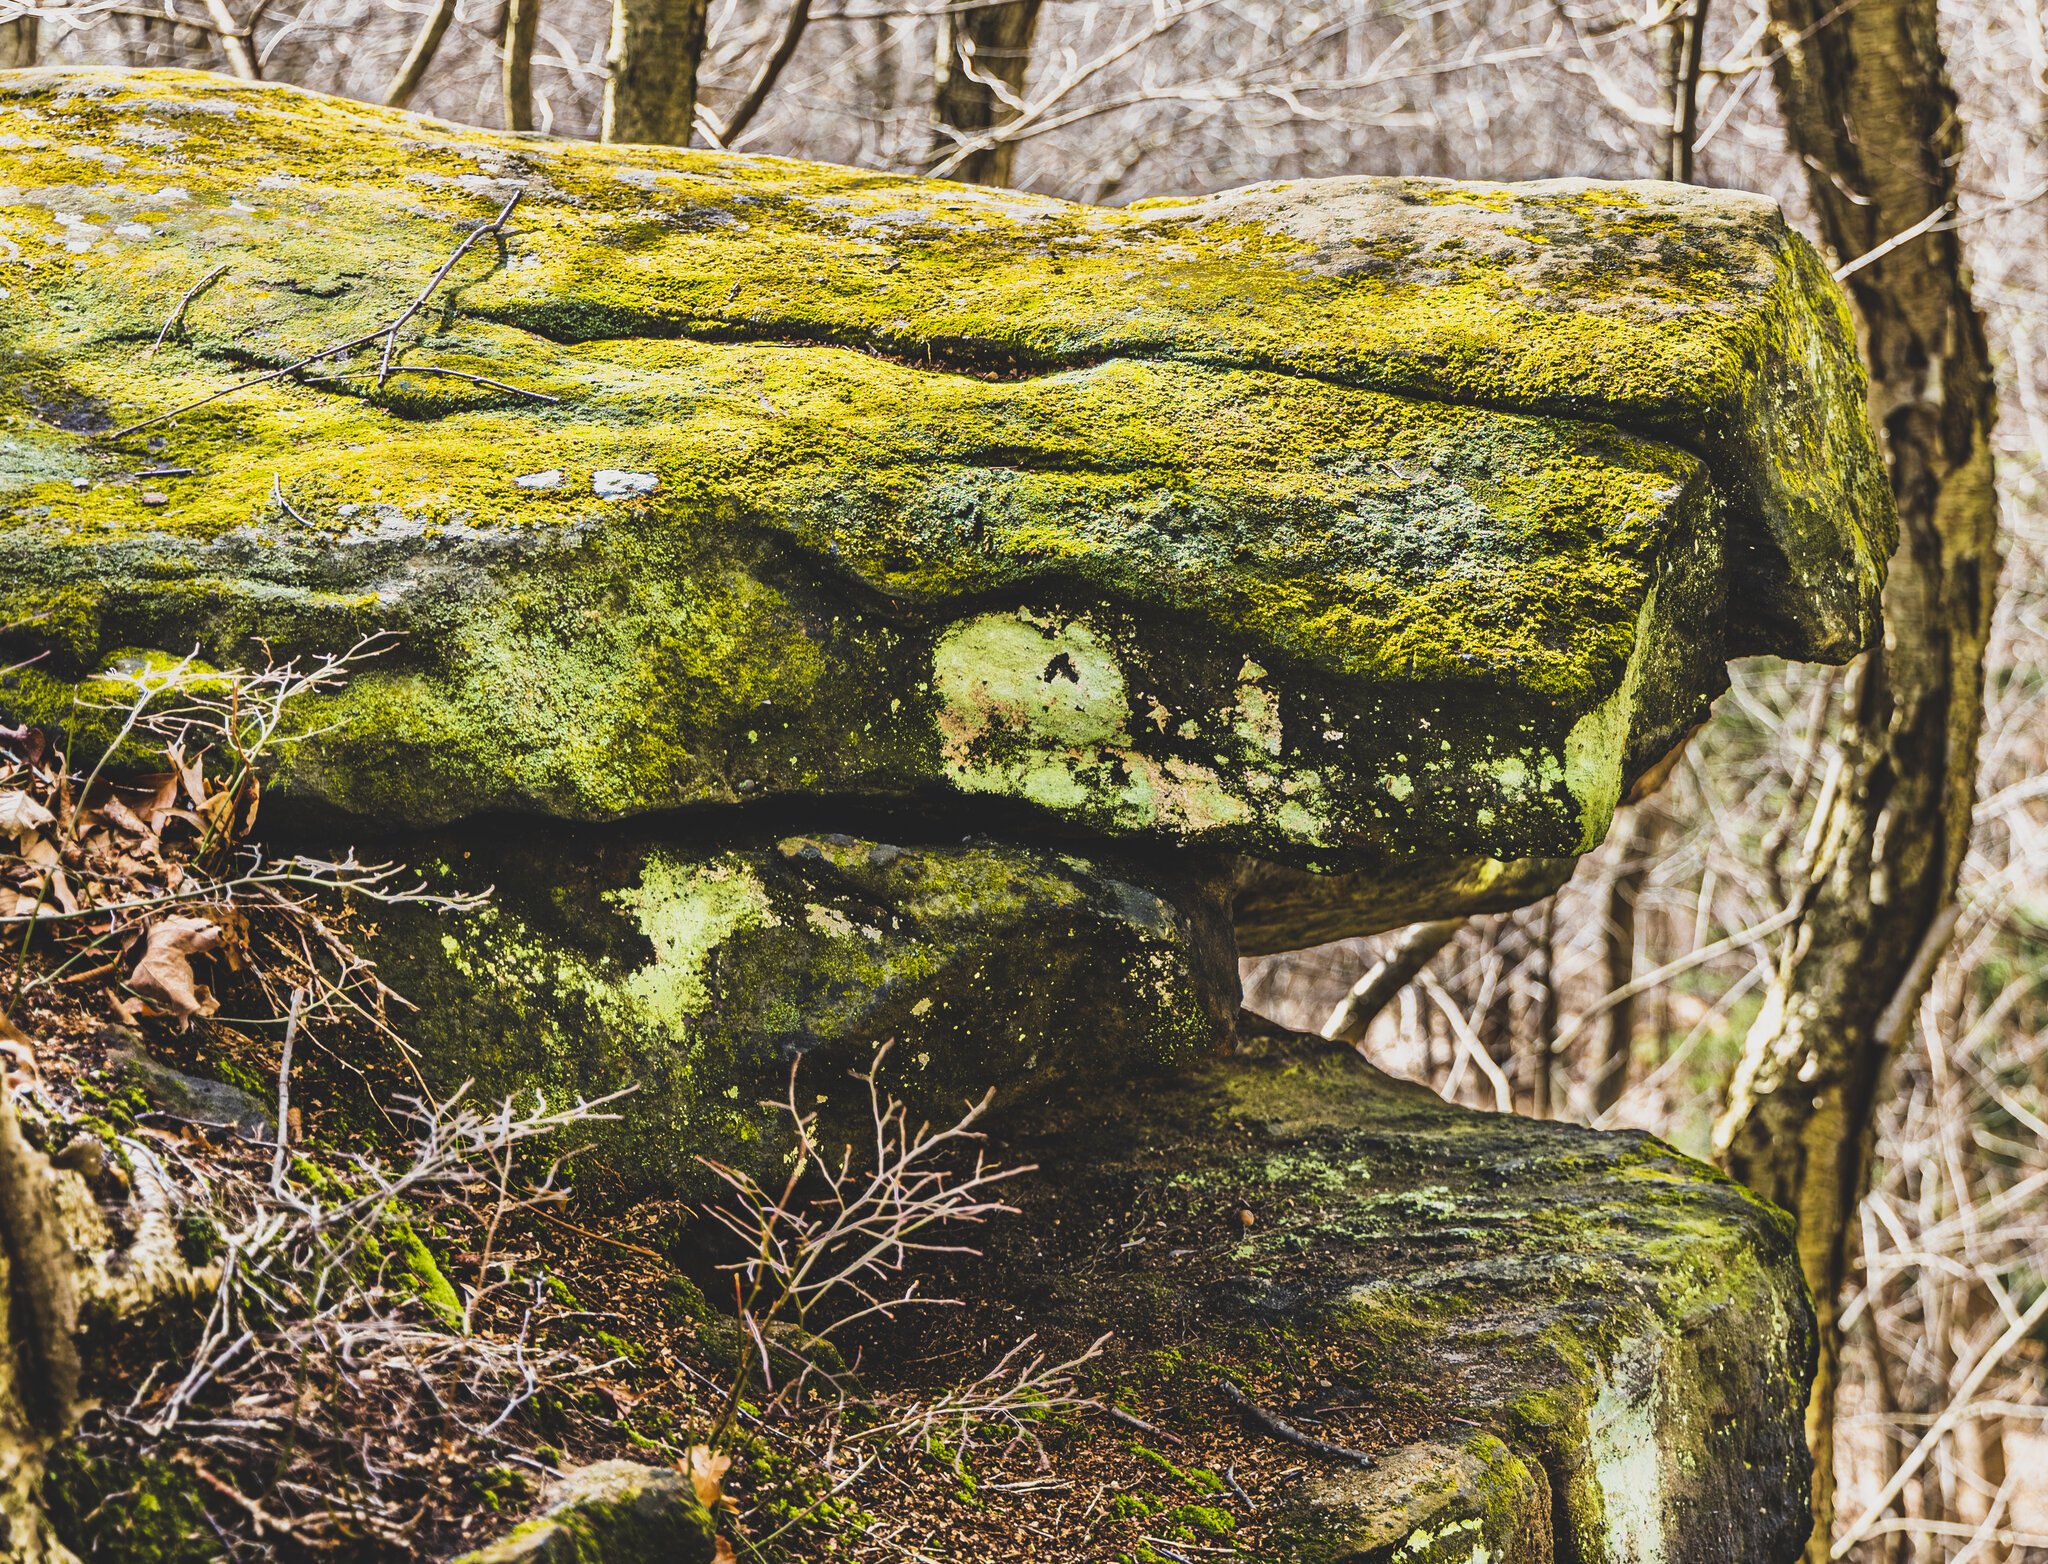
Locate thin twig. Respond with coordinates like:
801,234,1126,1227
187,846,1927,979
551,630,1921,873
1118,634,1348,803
375,190,522,392
1836,202,1953,281
269,474,310,525
305,366,559,403
715,0,814,144
270,987,303,1197
148,265,228,359
1098,1403,1180,1445
102,329,387,440
1833,1284,2048,1556
104,191,529,442
1221,1463,1252,1509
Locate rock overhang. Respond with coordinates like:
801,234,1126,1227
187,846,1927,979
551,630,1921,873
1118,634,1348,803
0,67,1889,934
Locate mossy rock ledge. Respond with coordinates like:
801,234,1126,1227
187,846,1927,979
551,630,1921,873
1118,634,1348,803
0,68,1872,1560
864,1046,1817,1564
0,70,1888,907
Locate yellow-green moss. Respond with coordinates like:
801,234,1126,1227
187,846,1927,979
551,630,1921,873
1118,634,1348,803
0,69,1888,657
0,68,1885,869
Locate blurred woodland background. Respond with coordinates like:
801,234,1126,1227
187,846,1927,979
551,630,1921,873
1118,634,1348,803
1,0,2042,1557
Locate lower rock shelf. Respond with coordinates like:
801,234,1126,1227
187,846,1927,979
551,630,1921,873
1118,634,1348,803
835,1037,1814,1564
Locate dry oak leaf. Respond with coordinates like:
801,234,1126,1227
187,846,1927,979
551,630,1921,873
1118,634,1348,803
712,1539,737,1564
0,1010,37,1080
97,794,156,843
683,1445,737,1512
0,791,54,840
128,916,224,1024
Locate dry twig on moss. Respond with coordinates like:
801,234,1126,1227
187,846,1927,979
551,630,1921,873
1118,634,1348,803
104,191,541,441
1215,1378,1374,1467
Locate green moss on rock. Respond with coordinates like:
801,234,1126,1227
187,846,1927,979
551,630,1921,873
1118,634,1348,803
874,1046,1815,1563
449,1460,718,1564
361,827,1235,1194
0,68,1882,879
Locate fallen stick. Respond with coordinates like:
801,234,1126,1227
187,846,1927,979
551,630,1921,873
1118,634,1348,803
1097,1401,1182,1446
1216,1378,1375,1467
376,188,522,389
148,264,229,358
105,190,534,441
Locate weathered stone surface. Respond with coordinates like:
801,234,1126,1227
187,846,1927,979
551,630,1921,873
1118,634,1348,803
873,1042,1815,1562
0,70,1884,894
0,73,1841,1557
107,1043,275,1138
363,827,1234,1190
448,1461,718,1564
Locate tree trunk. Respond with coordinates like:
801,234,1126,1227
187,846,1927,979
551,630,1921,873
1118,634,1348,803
385,0,459,109
502,0,539,131
0,1087,83,1561
1319,919,1466,1046
715,0,811,146
1710,0,2001,1557
1533,897,1559,1119
930,0,1042,186
1594,809,1658,1116
0,13,37,66
602,0,710,146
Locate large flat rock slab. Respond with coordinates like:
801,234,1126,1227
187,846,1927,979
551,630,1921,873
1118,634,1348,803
862,1042,1815,1562
0,70,1883,887
0,70,1887,659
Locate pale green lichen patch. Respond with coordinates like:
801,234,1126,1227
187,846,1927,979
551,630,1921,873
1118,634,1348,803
1580,1342,1672,1564
613,854,777,1025
1395,1515,1493,1563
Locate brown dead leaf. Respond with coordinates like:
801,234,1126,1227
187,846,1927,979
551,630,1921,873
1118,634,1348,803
128,916,224,1024
0,790,55,839
683,1445,735,1513
0,1011,37,1083
136,774,180,834
201,787,237,838
98,794,155,843
166,741,208,812
711,1538,737,1564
